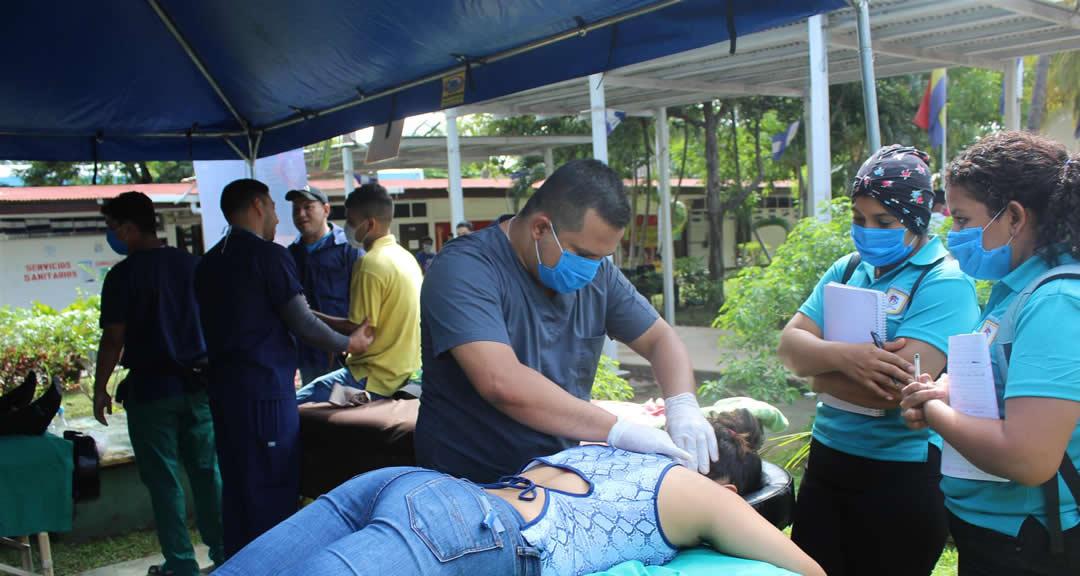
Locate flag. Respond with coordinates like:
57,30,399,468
770,120,801,161
914,69,947,149
606,109,626,135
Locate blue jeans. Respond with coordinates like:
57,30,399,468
211,467,540,576
295,368,380,405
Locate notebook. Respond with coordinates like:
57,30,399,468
940,333,1008,482
820,281,888,417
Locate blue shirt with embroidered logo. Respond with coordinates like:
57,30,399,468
798,236,980,462
942,252,1080,537
287,222,362,371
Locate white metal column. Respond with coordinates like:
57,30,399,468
589,74,609,164
655,107,675,325
446,108,465,234
806,14,832,218
342,147,355,196
544,147,555,178
855,0,881,152
588,73,618,361
1004,59,1022,132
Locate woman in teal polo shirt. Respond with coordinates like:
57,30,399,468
901,131,1080,575
778,145,980,576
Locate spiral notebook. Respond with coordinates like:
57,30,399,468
820,281,888,417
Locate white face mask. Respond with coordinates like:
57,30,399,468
422,244,433,254
344,222,366,250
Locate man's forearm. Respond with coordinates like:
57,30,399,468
485,363,617,443
93,337,122,396
312,310,358,335
281,294,350,352
812,372,899,409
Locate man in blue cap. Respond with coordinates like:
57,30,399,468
195,179,373,557
286,185,362,385
93,191,223,576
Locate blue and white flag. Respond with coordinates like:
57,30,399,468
606,109,626,135
770,120,800,161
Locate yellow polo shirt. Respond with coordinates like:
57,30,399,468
346,234,423,396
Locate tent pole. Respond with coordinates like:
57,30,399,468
446,109,465,235
806,14,832,219
655,107,675,325
544,147,555,178
855,0,881,152
1004,59,1022,131
589,72,619,361
343,146,356,195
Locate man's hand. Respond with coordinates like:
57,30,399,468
607,417,692,463
346,318,374,355
93,391,112,426
900,373,950,430
836,339,913,401
664,392,719,474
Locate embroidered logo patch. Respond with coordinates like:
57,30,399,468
979,319,999,345
885,287,909,314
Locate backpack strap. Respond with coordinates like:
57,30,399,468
840,252,861,285
902,256,946,315
990,264,1080,564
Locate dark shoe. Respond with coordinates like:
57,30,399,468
0,371,38,414
147,565,176,576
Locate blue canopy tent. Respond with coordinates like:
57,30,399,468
0,0,844,163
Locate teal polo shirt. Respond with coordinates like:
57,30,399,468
798,236,980,462
942,252,1080,537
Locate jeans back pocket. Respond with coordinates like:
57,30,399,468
407,477,502,562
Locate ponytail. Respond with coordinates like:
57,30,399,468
1052,154,1080,261
704,408,763,494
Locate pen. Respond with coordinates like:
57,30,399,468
871,331,901,390
913,353,921,382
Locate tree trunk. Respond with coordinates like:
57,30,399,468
1028,55,1052,133
703,102,725,293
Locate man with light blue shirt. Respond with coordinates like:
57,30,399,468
778,146,981,576
287,185,362,384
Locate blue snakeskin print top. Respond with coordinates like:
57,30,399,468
485,445,680,576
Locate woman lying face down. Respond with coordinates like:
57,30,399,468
212,409,824,576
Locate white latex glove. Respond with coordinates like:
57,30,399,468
664,392,719,474
607,417,692,463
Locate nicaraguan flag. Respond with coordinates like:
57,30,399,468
770,120,800,161
914,69,947,149
606,109,626,135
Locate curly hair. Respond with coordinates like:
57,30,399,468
703,408,763,494
946,131,1074,264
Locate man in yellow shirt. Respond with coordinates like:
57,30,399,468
296,183,423,403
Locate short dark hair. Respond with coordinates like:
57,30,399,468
101,191,156,234
703,409,763,495
345,183,393,223
520,159,630,231
455,221,473,231
933,188,946,208
220,179,270,221
948,131,1073,264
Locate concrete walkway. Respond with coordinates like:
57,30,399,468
76,546,213,576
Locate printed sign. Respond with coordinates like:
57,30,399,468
441,72,466,108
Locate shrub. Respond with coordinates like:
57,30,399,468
700,197,855,404
0,292,101,395
591,355,633,401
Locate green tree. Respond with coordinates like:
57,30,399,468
16,160,193,186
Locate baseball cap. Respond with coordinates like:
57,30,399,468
285,185,329,204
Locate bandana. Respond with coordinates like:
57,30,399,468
852,145,934,234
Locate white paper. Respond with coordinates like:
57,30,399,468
327,383,369,407
821,282,887,417
941,333,1008,482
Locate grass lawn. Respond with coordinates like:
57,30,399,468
0,528,203,576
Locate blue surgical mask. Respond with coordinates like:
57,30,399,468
947,206,1013,280
850,224,914,267
535,223,601,293
106,228,129,256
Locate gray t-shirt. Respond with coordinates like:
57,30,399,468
415,215,659,482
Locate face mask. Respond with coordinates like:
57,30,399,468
947,206,1013,280
850,224,914,267
535,223,602,293
422,244,433,254
344,222,367,250
106,228,129,256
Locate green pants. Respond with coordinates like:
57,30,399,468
126,389,224,575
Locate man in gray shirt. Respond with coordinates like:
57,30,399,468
416,159,717,482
